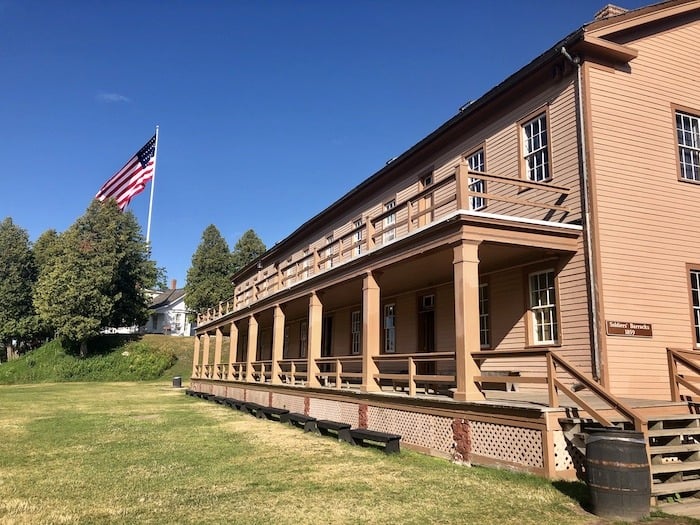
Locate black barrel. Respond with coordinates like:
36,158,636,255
172,376,182,388
586,428,650,520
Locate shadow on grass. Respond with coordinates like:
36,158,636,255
552,479,592,513
65,334,143,357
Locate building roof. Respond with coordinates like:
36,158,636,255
150,288,186,310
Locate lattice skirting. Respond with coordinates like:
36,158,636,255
367,407,454,455
470,421,543,469
188,381,556,476
552,430,584,475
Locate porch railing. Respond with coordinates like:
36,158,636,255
473,349,646,432
373,352,456,396
251,360,273,383
315,356,363,388
278,359,308,385
228,362,246,381
667,347,700,401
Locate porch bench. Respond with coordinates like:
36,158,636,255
242,402,263,416
480,370,521,392
316,420,353,444
185,389,196,396
350,429,401,454
280,412,318,432
212,395,227,404
257,406,289,421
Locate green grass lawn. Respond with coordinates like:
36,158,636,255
0,381,597,525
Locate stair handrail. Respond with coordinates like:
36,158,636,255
550,352,647,432
667,347,700,401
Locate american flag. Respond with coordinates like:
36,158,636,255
95,134,157,210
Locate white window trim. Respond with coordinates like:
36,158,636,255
522,113,550,182
384,303,396,353
529,269,558,345
677,110,700,182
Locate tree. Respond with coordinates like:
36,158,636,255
0,218,38,359
185,225,233,314
33,200,156,356
231,229,266,274
32,228,60,274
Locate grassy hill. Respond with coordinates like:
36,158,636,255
0,334,194,384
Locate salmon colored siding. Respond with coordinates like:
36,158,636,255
588,16,700,398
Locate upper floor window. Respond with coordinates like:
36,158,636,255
677,111,700,182
467,148,486,211
522,113,550,182
529,269,558,345
383,200,396,243
353,219,363,256
325,235,334,269
421,173,433,188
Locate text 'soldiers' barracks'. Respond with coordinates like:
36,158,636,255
190,0,700,497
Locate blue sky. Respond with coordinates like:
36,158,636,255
1,0,650,287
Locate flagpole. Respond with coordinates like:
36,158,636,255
146,125,159,245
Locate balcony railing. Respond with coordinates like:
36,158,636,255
196,163,573,326
315,356,363,388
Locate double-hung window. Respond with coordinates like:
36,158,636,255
351,310,361,355
690,269,700,345
383,200,396,243
384,304,396,353
479,283,489,348
353,219,363,256
522,113,550,182
299,320,308,358
677,111,700,182
529,270,558,345
467,148,486,210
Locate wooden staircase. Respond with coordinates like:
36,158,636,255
648,413,700,500
561,412,700,502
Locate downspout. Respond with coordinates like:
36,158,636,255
561,46,601,381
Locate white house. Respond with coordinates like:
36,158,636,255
142,280,192,336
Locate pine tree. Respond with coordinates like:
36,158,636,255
0,218,38,358
33,201,156,356
231,229,266,274
185,225,233,314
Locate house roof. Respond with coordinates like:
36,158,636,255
150,288,186,310
231,0,699,283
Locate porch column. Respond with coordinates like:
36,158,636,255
192,335,201,378
214,328,223,379
271,305,285,385
361,271,381,393
453,238,485,401
202,333,211,378
306,292,323,387
246,315,258,382
227,320,238,380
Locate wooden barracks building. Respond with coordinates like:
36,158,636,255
190,0,700,500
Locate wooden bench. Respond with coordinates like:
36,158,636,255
280,412,318,432
185,389,196,396
316,420,353,444
242,402,263,416
211,395,227,404
350,429,401,454
223,398,245,410
257,406,289,421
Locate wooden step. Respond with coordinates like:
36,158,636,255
652,478,700,496
652,461,700,474
648,414,700,424
648,428,700,438
649,444,700,454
